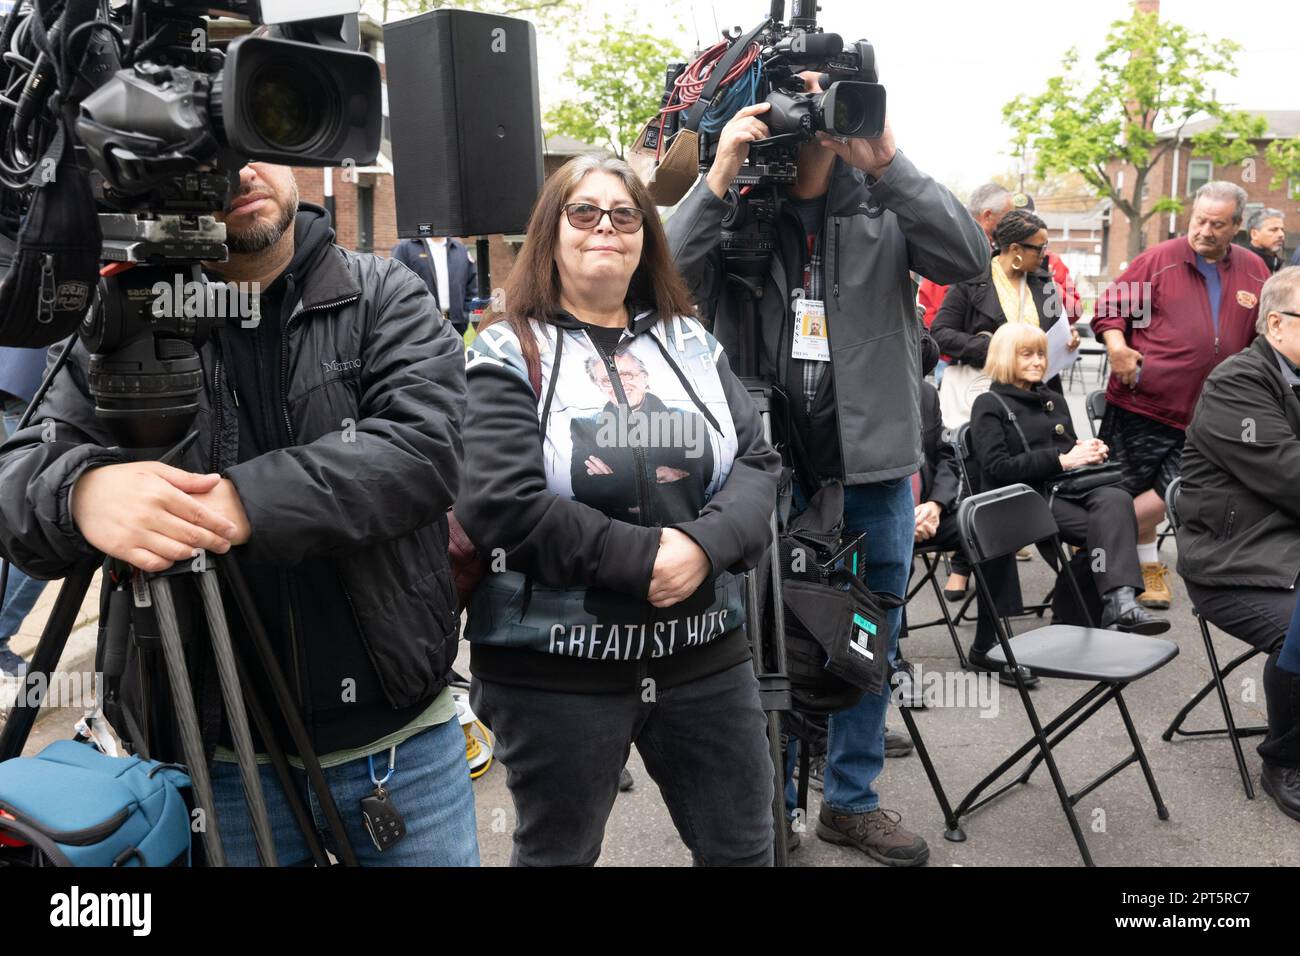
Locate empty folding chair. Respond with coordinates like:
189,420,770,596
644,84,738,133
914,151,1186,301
897,483,1179,866
1160,477,1268,798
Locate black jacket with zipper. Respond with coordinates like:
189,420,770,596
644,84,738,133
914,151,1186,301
931,265,1064,370
1178,335,1300,589
0,204,467,755
969,381,1075,497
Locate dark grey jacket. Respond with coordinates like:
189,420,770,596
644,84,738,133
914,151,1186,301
0,214,467,750
1178,336,1300,589
665,150,989,484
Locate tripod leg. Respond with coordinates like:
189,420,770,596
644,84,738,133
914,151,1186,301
150,577,227,867
215,554,359,866
195,568,278,867
232,653,331,866
0,564,96,762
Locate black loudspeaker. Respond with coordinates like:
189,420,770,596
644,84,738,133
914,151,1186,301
383,9,544,238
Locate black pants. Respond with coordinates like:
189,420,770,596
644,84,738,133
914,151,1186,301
1184,581,1300,768
1046,485,1143,595
470,659,775,866
905,515,1023,656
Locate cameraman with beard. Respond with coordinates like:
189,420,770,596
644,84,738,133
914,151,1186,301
667,75,988,866
0,162,475,865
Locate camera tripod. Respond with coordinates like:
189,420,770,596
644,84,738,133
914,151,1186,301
0,335,358,867
0,524,360,867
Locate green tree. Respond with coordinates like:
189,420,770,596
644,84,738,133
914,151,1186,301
544,22,684,160
1265,137,1300,201
1003,3,1265,262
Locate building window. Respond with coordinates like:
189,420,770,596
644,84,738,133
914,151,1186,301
1186,159,1213,196
1290,179,1300,202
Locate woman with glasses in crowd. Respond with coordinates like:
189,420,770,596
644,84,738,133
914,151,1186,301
930,209,1079,602
455,155,782,866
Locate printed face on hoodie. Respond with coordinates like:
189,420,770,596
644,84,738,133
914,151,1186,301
592,352,648,408
555,171,644,303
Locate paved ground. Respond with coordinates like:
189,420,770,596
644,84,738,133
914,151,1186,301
9,350,1299,866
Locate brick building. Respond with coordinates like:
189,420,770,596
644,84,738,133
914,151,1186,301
1101,110,1300,277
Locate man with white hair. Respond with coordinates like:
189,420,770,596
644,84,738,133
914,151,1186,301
1093,181,1271,609
1175,266,1300,821
916,183,1012,334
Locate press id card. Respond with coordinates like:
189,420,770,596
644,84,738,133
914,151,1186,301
792,298,829,361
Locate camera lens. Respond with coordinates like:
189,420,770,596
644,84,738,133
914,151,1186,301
832,90,866,136
247,65,321,151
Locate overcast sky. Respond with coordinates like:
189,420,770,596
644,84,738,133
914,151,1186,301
527,0,1300,194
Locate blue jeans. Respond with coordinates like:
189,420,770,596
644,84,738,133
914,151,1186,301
785,477,914,815
209,717,479,866
0,398,47,648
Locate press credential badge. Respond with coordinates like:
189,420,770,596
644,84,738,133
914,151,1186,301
792,298,829,361
850,612,877,660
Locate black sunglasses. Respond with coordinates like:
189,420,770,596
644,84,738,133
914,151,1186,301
1016,241,1048,254
563,202,645,233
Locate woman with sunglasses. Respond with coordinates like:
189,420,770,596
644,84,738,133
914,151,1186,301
455,155,781,866
929,208,1079,600
932,209,1077,399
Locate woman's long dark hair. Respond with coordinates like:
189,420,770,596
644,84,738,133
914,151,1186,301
478,156,698,369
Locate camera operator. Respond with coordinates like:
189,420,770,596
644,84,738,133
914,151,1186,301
667,75,988,866
0,161,476,866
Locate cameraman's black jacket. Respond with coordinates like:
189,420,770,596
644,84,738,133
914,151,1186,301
0,204,467,755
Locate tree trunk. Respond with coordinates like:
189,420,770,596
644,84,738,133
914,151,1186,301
1125,211,1147,263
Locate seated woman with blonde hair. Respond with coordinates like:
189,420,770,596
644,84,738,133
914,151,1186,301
968,323,1169,635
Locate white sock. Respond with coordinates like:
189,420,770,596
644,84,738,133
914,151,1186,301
1137,542,1159,565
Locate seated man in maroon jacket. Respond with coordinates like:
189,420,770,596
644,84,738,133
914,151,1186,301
1092,180,1270,611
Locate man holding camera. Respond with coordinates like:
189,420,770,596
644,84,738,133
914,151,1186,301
668,77,988,866
0,161,475,866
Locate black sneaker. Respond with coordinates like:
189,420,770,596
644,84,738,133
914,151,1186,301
1261,762,1300,822
892,659,927,710
786,816,804,852
0,647,26,679
885,726,913,758
968,648,1039,688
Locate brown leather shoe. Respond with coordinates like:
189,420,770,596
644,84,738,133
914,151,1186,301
816,806,930,866
1138,562,1173,609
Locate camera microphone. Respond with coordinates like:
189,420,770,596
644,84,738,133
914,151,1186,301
772,31,843,61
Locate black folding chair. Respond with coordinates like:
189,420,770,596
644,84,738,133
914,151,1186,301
1160,477,1268,799
1066,325,1109,392
897,483,1178,866
1086,389,1107,439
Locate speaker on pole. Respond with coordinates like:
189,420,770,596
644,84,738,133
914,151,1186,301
384,9,544,239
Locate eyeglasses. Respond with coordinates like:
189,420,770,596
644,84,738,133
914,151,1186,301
563,203,645,233
1278,311,1300,321
1016,241,1048,255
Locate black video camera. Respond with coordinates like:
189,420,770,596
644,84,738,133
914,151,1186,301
645,1,885,278
0,0,381,448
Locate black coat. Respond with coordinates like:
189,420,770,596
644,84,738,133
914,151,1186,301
0,205,468,754
391,237,478,333
1178,336,1300,589
931,264,1064,369
969,381,1074,495
920,383,961,511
